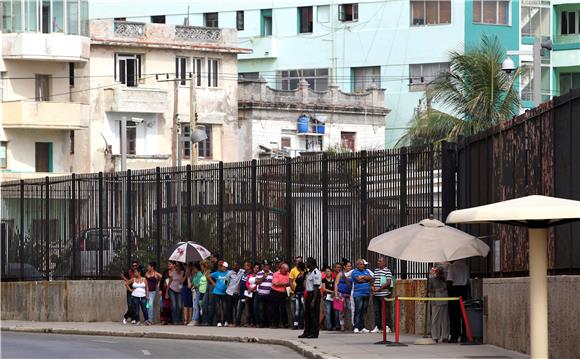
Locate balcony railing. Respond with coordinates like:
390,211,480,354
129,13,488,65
175,26,221,42
113,21,145,37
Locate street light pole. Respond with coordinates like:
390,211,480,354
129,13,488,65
121,115,127,252
533,38,542,106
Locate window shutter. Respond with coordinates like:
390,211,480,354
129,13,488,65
338,5,345,21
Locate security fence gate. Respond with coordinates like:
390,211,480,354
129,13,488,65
1,147,443,281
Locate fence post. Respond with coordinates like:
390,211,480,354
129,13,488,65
360,150,368,260
285,157,293,261
441,141,457,221
156,167,162,267
126,169,132,268
399,147,408,279
19,180,24,281
218,162,224,257
251,159,257,261
44,176,50,281
186,165,192,241
322,153,329,267
98,172,104,278
71,173,77,278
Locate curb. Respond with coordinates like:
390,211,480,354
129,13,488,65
0,326,339,359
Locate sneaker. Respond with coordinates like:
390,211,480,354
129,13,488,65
187,321,195,327
145,321,152,326
135,321,141,326
224,322,229,327
386,326,392,333
122,318,127,325
131,320,136,324
217,322,222,327
370,326,380,333
353,328,360,334
361,328,370,333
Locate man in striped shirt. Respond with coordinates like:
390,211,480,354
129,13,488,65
254,259,274,327
371,257,392,333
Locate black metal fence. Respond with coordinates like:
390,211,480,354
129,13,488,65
1,147,443,281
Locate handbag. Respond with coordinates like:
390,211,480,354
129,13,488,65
333,297,344,311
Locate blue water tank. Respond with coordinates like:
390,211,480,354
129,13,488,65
315,122,325,134
297,115,309,133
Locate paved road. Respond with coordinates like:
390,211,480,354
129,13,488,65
1,332,305,359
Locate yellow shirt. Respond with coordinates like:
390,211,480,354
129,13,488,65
289,266,300,292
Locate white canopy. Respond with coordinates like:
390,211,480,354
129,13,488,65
446,195,580,227
368,217,489,263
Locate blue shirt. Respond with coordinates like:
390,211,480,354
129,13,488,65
211,271,229,295
351,269,372,297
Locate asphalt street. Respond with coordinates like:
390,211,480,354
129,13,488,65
1,332,305,359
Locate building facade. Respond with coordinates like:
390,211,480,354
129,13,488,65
238,78,388,159
90,0,578,148
85,20,249,172
1,0,90,181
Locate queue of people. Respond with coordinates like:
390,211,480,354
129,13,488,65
120,255,397,339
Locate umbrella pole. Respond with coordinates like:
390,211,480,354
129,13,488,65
529,228,548,359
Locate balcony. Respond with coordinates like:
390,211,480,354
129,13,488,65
238,37,277,60
2,101,89,129
2,33,89,62
103,87,169,114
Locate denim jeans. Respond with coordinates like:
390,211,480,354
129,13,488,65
323,300,334,330
211,294,226,324
132,296,148,322
202,285,214,325
169,289,183,325
353,296,370,330
192,290,200,322
293,293,304,327
336,293,351,327
235,296,248,325
254,294,270,327
147,292,156,323
372,295,392,329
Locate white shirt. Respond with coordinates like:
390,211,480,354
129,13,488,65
447,260,469,286
305,268,322,292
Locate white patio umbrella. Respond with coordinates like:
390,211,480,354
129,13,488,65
368,217,490,262
167,241,212,263
446,195,580,359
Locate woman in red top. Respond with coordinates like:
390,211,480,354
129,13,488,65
270,263,290,328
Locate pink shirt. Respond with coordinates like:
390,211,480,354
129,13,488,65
271,271,290,293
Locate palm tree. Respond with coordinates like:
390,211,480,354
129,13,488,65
398,34,525,147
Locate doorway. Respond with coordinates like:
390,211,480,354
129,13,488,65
35,142,52,172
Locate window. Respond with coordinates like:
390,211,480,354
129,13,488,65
281,137,291,149
69,62,75,87
298,6,313,33
239,72,260,80
208,59,219,87
198,126,212,159
341,132,356,152
473,0,509,25
559,73,580,95
151,15,165,24
126,121,137,155
35,74,50,101
35,142,52,172
352,66,381,92
176,57,187,86
236,11,244,31
193,58,203,86
561,11,579,35
339,4,358,22
182,124,191,160
69,130,75,154
318,5,330,23
261,9,272,36
0,141,7,169
411,0,450,26
409,62,449,91
279,68,329,91
204,12,218,28
115,54,142,87
521,3,550,38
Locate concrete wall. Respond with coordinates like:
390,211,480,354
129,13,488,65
483,276,580,359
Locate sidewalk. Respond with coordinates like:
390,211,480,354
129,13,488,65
1,320,528,359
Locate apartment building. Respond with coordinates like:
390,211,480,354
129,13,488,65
1,0,90,180
552,1,580,96
84,20,249,171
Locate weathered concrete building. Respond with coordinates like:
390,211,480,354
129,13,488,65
1,0,90,181
85,20,250,171
238,78,388,160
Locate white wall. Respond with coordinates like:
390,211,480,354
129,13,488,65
103,112,161,156
3,128,71,173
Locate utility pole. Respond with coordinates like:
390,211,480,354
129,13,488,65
190,72,198,165
533,38,542,106
121,115,127,253
172,80,179,167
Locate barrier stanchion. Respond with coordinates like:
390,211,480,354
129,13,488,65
386,296,407,347
458,296,475,344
